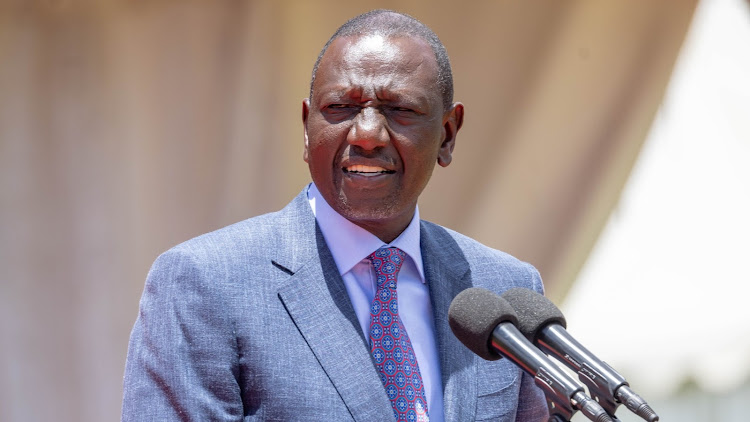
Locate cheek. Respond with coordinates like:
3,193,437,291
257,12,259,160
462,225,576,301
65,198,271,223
305,139,338,176
308,120,345,147
403,134,442,169
310,126,350,162
307,140,333,162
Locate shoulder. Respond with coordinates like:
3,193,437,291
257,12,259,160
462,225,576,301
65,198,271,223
420,220,544,294
160,190,311,264
157,208,281,269
147,191,313,290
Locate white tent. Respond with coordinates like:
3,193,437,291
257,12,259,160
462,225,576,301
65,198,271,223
562,0,750,420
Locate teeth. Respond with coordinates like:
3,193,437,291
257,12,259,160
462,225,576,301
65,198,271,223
346,165,388,173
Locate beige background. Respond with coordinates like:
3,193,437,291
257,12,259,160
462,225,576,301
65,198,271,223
0,1,696,421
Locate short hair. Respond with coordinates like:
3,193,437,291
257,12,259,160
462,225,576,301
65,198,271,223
309,10,454,110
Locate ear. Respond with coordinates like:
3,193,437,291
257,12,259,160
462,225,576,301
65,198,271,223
437,102,464,167
302,98,311,163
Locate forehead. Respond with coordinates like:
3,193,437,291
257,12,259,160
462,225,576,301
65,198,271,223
313,34,440,99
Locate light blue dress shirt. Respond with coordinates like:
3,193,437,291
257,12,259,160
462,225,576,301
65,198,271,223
307,183,445,422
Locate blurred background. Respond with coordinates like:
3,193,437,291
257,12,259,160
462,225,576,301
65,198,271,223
1,0,747,421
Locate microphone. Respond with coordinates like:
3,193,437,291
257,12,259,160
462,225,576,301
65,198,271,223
448,287,614,422
501,287,659,422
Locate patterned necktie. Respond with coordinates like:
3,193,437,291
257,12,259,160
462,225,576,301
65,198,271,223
368,247,429,422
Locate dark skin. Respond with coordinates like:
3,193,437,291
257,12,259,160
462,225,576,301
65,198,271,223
303,34,464,243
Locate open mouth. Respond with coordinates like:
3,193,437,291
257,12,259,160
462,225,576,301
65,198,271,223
343,164,396,175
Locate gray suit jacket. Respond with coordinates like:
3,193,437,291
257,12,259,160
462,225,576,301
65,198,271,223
122,189,548,421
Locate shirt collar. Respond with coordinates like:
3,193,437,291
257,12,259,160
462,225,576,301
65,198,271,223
307,183,425,282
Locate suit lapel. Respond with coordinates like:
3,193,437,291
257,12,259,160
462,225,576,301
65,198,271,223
273,192,394,421
421,222,478,422
270,192,480,421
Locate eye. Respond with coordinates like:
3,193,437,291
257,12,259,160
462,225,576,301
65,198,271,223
384,105,421,123
385,103,424,116
321,103,359,121
327,103,358,110
391,106,414,113
324,103,361,115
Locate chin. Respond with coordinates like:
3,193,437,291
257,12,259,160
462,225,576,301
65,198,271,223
337,196,401,224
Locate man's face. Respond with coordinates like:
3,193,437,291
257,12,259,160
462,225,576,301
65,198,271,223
303,34,463,242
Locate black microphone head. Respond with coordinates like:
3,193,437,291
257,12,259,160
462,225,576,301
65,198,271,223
501,287,566,342
448,287,519,361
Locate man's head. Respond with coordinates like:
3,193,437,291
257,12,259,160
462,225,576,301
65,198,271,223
303,10,464,243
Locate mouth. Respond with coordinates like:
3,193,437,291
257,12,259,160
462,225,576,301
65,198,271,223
343,164,396,176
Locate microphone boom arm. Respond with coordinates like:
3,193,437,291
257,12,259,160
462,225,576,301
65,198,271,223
491,324,615,422
538,325,658,422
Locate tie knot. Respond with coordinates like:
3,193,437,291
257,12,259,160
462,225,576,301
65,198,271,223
368,247,406,288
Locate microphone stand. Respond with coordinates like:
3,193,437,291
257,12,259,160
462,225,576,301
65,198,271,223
538,325,658,421
543,389,620,422
491,324,615,422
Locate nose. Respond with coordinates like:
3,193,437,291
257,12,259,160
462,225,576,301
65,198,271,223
347,106,389,150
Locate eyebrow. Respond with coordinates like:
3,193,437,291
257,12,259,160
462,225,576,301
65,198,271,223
319,86,430,106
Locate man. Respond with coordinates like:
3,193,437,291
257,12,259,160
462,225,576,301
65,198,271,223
122,10,548,422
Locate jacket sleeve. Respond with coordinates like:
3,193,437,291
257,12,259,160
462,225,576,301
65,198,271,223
122,248,243,421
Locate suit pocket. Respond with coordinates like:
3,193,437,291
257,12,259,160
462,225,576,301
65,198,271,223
475,359,521,421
